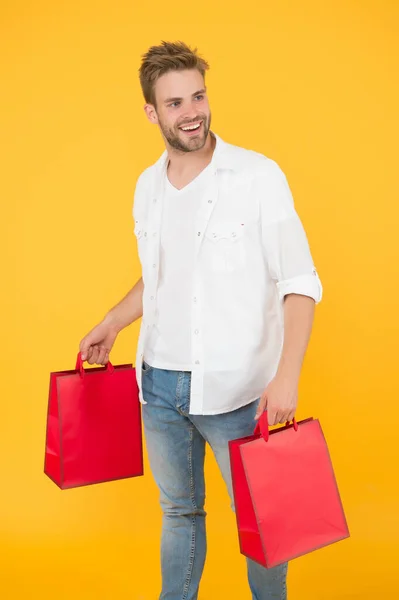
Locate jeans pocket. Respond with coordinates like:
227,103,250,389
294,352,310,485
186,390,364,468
141,359,154,375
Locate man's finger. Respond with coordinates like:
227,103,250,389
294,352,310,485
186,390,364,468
88,346,99,365
255,395,267,419
97,346,108,365
281,411,292,423
79,339,88,361
267,410,277,426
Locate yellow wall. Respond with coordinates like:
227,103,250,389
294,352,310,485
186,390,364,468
2,1,398,598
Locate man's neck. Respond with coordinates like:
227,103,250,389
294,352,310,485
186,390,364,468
166,132,216,178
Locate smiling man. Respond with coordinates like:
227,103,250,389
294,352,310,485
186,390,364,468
156,81,209,152
79,40,323,599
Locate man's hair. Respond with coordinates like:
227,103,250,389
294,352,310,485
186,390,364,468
139,40,210,107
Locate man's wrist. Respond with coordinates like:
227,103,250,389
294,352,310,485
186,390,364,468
275,361,301,384
102,311,124,334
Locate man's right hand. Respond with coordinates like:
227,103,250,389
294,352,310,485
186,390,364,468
79,320,119,365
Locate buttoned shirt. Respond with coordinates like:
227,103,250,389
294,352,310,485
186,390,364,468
145,160,215,370
132,132,323,415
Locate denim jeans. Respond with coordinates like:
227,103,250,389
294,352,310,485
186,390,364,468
141,363,288,600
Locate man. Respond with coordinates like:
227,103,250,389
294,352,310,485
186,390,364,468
79,40,323,600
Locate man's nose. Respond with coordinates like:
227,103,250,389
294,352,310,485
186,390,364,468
180,104,201,121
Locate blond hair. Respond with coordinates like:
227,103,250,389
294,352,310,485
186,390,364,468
139,40,210,107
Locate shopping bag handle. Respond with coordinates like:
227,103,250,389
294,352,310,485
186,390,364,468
75,351,114,377
254,411,298,442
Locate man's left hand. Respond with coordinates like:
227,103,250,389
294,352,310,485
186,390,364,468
255,373,298,425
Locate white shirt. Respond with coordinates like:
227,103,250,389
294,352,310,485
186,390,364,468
133,132,323,415
145,160,215,370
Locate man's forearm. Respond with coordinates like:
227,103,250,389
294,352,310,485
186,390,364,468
103,277,144,333
276,294,316,383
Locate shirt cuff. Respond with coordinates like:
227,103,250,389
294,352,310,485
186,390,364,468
276,270,323,304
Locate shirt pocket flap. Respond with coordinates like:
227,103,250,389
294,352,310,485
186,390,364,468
134,220,147,240
205,221,247,243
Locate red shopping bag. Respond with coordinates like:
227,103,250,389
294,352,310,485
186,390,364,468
44,352,143,489
229,413,349,568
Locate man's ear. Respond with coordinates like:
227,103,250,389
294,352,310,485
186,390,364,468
144,103,158,125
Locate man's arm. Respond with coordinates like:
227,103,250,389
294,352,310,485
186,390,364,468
80,169,147,365
255,293,315,422
103,277,144,332
276,294,315,382
255,161,322,424
80,277,144,364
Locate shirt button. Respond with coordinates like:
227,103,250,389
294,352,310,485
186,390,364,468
193,297,197,303
150,296,154,300
153,264,156,268
231,232,236,238
208,200,213,204
197,232,201,236
153,198,157,203
194,329,199,334
195,360,200,365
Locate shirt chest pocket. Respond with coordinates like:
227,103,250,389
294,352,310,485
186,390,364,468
204,221,247,272
134,219,148,238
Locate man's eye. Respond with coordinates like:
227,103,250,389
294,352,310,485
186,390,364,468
195,95,204,101
169,101,180,108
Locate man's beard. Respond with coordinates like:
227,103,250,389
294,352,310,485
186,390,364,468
158,112,211,153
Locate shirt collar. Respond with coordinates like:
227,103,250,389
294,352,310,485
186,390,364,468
154,131,237,174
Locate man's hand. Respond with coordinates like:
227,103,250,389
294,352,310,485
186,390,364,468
79,319,119,365
255,372,298,425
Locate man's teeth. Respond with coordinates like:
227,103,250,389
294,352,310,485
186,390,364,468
181,123,201,131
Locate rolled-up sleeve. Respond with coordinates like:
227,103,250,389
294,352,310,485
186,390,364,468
257,160,323,304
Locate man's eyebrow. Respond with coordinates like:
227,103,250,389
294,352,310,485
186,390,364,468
164,88,207,104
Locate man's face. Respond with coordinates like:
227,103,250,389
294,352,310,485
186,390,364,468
150,69,211,153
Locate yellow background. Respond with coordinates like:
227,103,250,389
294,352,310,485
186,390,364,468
2,1,398,598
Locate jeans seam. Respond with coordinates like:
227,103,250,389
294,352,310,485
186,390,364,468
187,373,192,413
182,425,197,600
282,562,288,599
176,371,184,407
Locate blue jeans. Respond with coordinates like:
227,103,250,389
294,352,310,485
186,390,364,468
141,363,288,600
